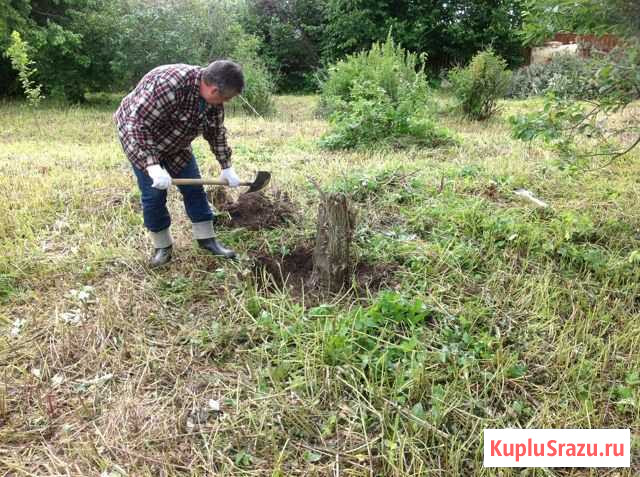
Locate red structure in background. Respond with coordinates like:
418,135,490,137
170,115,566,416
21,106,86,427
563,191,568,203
552,33,621,56
524,33,622,65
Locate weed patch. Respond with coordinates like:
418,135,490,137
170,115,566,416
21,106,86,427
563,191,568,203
0,273,18,303
331,168,425,204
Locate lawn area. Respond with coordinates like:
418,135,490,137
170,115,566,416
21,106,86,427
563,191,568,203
1,95,639,475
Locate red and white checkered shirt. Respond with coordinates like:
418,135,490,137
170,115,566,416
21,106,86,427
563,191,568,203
114,64,232,176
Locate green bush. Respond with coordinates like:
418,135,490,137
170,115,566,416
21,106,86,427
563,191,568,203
318,33,454,150
318,32,425,116
507,54,600,100
319,79,453,150
233,58,275,117
448,48,512,120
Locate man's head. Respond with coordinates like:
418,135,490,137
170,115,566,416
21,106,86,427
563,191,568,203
200,60,244,105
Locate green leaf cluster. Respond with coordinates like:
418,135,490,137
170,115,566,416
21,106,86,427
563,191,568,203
520,0,639,46
4,31,43,106
1,0,275,109
509,42,640,167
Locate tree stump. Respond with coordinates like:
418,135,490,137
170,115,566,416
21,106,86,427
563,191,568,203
311,191,356,292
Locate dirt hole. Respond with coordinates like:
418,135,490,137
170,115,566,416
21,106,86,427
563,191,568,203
250,245,398,298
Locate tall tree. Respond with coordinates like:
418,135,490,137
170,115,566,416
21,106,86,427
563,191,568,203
1,0,120,101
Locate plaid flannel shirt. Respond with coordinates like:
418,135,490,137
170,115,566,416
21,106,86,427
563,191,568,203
114,64,232,176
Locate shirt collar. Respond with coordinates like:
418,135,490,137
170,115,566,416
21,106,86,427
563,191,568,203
194,67,203,90
195,68,208,113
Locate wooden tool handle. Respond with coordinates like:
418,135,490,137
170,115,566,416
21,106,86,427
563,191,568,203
171,178,251,186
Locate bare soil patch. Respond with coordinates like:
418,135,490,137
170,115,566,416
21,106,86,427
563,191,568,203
250,244,398,299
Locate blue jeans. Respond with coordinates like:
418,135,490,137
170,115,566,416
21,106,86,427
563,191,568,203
132,155,213,232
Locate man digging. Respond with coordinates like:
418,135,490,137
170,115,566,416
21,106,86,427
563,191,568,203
115,60,243,267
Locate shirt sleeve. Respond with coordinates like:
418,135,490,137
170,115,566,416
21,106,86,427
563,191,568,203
203,105,232,170
124,80,177,170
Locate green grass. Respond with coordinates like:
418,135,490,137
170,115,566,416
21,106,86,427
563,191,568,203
1,95,639,476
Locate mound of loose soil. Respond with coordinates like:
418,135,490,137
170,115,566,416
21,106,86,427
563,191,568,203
251,244,397,299
215,190,297,230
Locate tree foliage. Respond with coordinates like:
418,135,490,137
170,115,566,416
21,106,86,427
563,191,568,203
2,0,534,97
110,0,243,88
242,0,326,91
323,0,525,69
512,2,640,168
0,0,275,110
1,0,122,101
520,0,640,46
241,0,528,91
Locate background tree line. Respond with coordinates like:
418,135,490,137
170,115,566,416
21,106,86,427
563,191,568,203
0,0,267,102
1,0,637,102
1,0,527,101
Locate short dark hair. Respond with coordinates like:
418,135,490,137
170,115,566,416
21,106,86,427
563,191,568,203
202,60,244,96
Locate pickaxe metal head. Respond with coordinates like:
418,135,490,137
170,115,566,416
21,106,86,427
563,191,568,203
245,170,271,193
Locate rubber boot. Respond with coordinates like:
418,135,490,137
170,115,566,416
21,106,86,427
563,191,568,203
192,220,236,259
197,238,236,259
150,246,173,267
149,228,173,268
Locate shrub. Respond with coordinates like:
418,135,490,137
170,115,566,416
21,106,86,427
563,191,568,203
232,58,275,117
4,31,43,106
318,31,425,117
448,48,512,120
319,79,453,150
507,53,600,100
318,33,454,150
